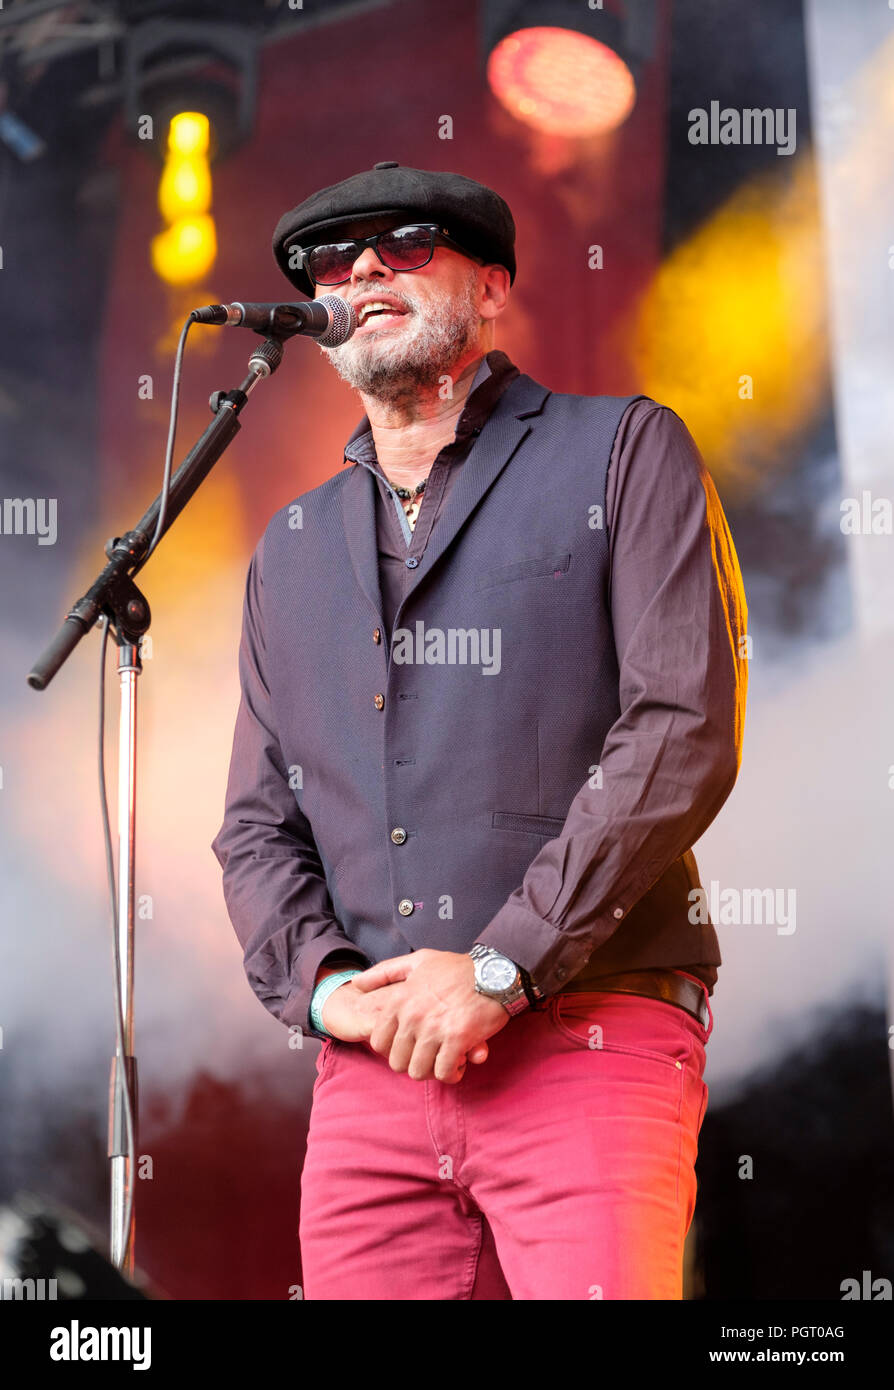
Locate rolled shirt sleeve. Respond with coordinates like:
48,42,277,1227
211,532,369,1039
473,401,749,994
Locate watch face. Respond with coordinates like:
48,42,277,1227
479,955,517,992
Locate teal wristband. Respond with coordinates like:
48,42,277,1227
310,968,362,1037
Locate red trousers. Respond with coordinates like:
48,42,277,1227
299,974,713,1300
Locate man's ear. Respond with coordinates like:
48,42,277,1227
480,264,510,320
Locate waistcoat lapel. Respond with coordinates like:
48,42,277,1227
340,461,384,624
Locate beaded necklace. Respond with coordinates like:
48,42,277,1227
389,476,428,531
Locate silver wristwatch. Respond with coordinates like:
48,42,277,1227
469,944,538,1016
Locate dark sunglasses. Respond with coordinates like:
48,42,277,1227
288,222,482,287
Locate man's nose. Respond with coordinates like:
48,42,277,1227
350,245,393,282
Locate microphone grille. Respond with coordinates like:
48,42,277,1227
316,294,356,347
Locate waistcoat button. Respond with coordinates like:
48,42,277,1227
373,628,381,643
374,693,385,710
406,557,419,568
613,907,624,919
390,827,407,844
398,898,414,916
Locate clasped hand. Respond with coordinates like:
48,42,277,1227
319,948,511,1084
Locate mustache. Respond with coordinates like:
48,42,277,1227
348,288,417,313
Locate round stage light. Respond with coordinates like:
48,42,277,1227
487,25,636,137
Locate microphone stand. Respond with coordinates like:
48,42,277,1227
26,332,287,1274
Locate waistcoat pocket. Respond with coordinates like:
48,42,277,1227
475,552,572,590
492,810,567,837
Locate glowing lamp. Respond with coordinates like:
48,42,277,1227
487,25,636,136
158,112,212,221
158,155,212,221
153,111,216,286
167,111,210,157
151,215,217,286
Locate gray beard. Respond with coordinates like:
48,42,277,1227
318,270,482,406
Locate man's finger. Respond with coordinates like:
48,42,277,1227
434,1038,476,1084
407,1036,441,1082
368,1013,400,1059
351,955,415,991
387,1027,417,1074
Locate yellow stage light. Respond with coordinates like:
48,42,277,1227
158,154,212,221
633,160,828,499
168,111,210,157
151,215,217,286
152,112,216,286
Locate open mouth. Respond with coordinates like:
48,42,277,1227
354,300,409,332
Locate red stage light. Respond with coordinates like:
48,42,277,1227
487,25,636,137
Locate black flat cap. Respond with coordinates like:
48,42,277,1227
272,160,516,298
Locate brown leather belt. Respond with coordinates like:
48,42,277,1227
556,969,710,1028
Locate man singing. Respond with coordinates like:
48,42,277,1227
211,161,748,1300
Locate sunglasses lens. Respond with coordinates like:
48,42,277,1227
307,241,359,285
378,226,434,270
304,226,436,284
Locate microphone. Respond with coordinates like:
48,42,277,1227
190,293,356,347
